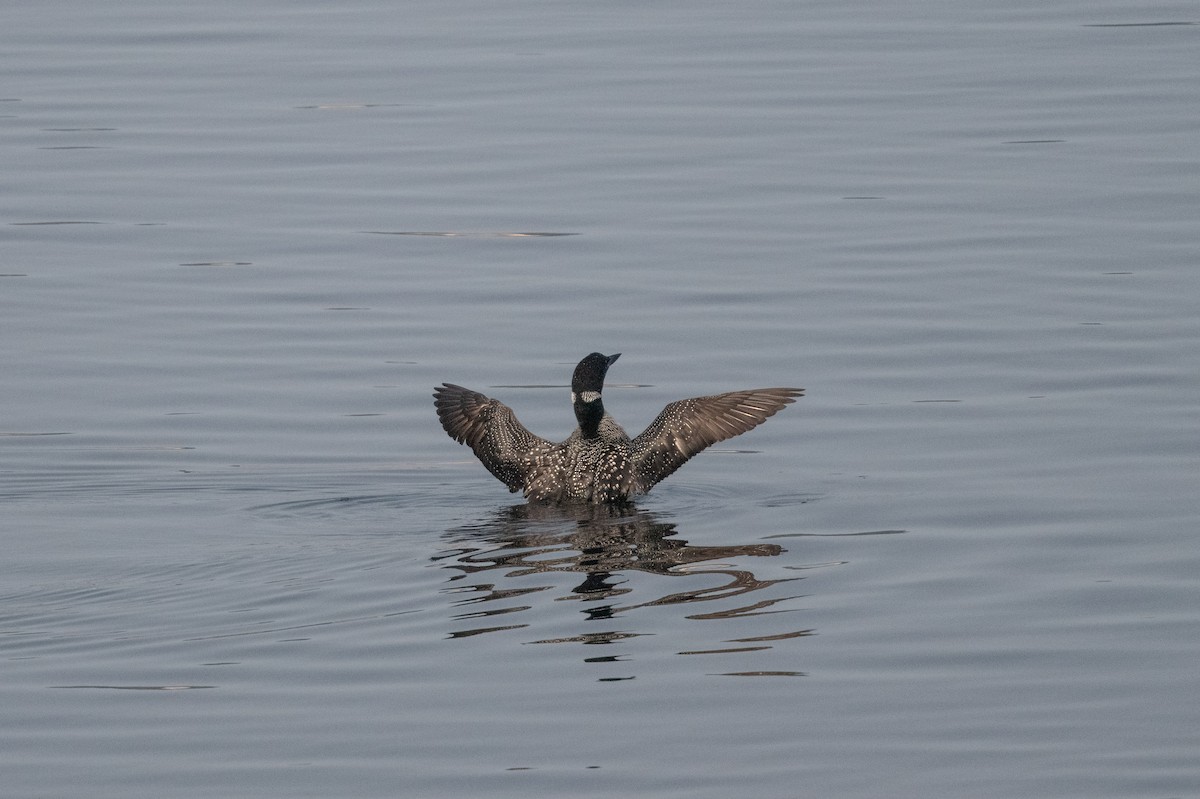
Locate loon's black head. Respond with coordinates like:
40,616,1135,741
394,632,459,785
571,352,620,404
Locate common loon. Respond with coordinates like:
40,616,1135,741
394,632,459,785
434,353,803,503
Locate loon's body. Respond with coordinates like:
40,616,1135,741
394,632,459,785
434,353,803,503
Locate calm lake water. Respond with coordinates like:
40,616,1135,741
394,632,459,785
4,1,1199,797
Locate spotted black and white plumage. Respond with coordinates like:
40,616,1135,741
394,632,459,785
434,352,803,503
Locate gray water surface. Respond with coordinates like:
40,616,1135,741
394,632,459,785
4,1,1199,797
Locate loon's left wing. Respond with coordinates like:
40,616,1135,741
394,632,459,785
434,383,553,493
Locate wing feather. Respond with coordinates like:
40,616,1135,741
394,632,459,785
433,383,552,493
629,387,803,493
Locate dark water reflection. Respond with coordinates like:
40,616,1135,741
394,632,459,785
433,502,812,655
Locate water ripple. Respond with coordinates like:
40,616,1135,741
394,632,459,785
432,502,819,669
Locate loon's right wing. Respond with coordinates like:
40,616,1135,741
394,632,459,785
433,383,552,493
629,387,803,494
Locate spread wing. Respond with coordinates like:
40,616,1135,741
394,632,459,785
629,388,803,493
433,383,553,493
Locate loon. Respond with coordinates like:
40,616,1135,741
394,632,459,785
434,353,803,503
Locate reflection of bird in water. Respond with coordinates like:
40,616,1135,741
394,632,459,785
435,502,804,641
434,352,802,503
